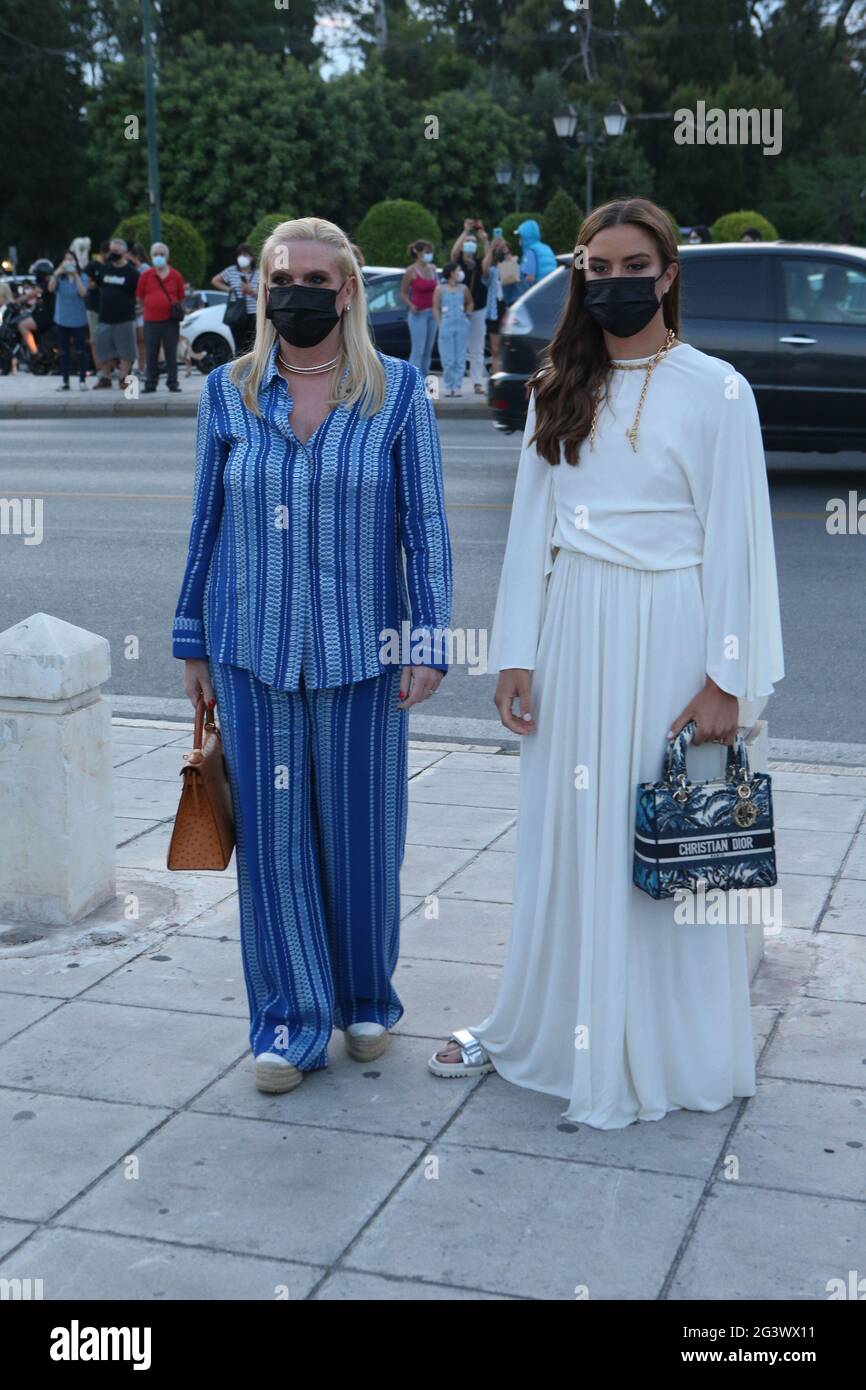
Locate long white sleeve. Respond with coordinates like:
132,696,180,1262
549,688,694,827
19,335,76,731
486,388,557,673
688,372,785,700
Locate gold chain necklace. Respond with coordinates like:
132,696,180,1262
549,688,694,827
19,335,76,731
589,328,679,453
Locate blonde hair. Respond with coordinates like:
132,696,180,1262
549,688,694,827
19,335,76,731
228,216,385,417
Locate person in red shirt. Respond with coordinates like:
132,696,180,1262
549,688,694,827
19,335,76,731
136,241,186,392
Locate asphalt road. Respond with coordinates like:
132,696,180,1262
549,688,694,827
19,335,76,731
1,416,864,743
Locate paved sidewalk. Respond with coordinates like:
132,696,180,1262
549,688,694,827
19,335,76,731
0,370,492,420
0,719,864,1300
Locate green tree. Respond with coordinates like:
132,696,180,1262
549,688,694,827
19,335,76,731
0,0,89,262
762,154,866,243
542,189,583,252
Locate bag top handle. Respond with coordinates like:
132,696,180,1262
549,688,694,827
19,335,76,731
663,718,749,784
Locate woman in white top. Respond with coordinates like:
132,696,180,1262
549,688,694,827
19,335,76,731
429,197,784,1129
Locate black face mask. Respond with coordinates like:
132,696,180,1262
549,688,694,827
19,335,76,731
265,281,346,348
583,271,666,338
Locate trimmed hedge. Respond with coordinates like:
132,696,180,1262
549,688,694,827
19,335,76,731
356,199,442,268
245,213,295,256
709,210,779,242
112,211,206,286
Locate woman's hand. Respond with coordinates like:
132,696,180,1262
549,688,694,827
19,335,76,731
668,675,738,746
494,668,536,735
396,665,444,709
183,658,216,711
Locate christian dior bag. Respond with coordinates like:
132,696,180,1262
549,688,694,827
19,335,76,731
633,719,776,900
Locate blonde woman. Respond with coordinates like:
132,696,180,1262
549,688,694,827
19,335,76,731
172,217,453,1094
430,197,784,1129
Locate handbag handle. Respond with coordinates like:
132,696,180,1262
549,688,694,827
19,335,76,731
186,694,217,767
664,718,749,786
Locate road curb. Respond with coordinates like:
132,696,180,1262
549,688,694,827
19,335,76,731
106,697,866,764
0,400,494,422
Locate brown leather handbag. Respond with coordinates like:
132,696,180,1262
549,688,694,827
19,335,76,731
166,696,235,870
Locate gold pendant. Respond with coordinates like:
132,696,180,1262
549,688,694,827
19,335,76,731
626,426,638,452
733,800,758,829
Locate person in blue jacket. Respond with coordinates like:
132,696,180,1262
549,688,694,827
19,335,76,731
172,216,453,1095
516,218,557,291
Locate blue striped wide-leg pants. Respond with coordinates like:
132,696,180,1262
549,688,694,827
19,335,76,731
209,659,408,1071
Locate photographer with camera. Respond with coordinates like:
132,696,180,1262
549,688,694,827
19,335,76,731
48,249,90,390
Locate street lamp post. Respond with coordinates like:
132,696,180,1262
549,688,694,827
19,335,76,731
495,160,541,213
552,101,643,212
141,0,161,244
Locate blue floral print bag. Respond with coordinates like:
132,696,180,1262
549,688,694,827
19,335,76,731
633,719,777,900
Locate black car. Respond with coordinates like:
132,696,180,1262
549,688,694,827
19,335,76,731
363,270,443,370
489,243,866,452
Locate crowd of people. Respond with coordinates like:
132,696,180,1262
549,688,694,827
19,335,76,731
400,217,557,395
0,236,337,389
0,216,559,396
0,235,198,391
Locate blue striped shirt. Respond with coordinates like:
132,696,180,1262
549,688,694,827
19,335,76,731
172,344,453,689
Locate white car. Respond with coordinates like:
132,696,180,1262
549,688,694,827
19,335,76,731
181,298,236,374
183,271,400,374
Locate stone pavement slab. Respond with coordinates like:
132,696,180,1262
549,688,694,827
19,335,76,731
0,723,864,1300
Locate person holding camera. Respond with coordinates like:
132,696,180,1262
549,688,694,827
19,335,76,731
449,218,492,394
136,241,186,393
48,250,90,390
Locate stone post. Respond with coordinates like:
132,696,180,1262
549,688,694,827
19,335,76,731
0,613,115,926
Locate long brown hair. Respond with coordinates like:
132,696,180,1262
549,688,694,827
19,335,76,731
528,197,681,465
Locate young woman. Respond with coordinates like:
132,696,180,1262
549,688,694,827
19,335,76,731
429,197,784,1130
449,220,491,393
173,217,452,1096
212,242,260,355
433,261,472,396
484,236,513,375
401,239,439,381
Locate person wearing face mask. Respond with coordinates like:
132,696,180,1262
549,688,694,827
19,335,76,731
450,218,492,394
485,236,517,375
432,260,473,396
136,242,186,392
515,218,557,293
212,242,260,354
48,249,90,390
172,216,453,1096
400,240,439,381
430,197,784,1133
92,237,139,389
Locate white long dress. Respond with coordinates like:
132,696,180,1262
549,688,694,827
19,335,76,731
467,341,785,1129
